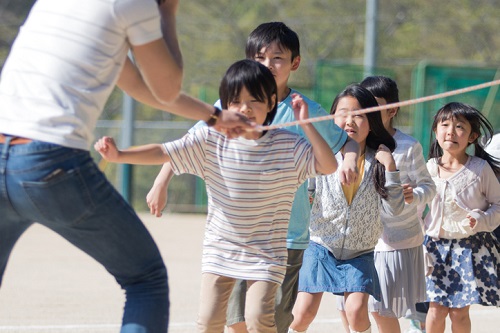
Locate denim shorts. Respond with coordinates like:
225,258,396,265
298,241,381,300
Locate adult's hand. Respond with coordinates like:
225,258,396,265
214,110,256,139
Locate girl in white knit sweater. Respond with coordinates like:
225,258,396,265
289,84,405,333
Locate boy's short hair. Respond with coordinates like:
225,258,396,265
245,22,300,61
219,59,278,126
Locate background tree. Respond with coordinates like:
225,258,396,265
1,0,499,211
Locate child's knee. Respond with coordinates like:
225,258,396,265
245,300,275,332
428,303,449,319
292,305,318,328
197,306,226,333
301,309,318,325
244,311,275,332
345,304,368,323
449,307,470,324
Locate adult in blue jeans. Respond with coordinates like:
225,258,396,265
0,1,252,332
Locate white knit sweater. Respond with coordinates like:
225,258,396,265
309,148,405,260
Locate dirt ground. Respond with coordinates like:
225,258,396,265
0,212,497,332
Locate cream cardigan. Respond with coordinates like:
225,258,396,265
424,156,500,239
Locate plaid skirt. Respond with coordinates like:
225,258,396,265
424,232,500,308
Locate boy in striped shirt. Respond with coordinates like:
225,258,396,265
95,60,348,333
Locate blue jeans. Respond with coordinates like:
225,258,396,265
0,139,169,333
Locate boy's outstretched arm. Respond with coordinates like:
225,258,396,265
146,162,175,217
94,136,170,165
338,137,359,186
291,94,337,175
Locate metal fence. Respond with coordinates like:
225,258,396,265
93,119,207,213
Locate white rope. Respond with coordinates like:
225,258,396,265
256,79,500,131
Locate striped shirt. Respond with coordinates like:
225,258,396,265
163,127,317,284
196,91,348,250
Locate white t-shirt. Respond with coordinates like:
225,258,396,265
0,0,162,150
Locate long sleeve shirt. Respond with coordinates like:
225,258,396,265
375,130,436,251
424,156,500,239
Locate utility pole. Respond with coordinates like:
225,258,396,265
120,84,135,203
364,0,378,78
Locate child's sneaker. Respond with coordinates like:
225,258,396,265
405,319,425,333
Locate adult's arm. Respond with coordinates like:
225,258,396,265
117,1,254,133
117,57,253,135
128,1,183,105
